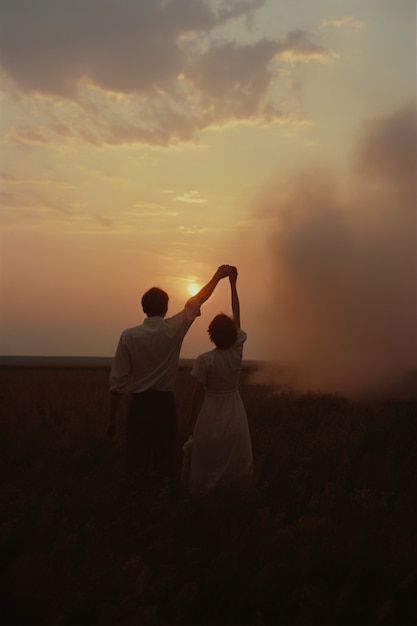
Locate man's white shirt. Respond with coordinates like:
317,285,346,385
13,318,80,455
109,297,201,394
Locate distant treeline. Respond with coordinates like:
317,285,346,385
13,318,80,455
0,356,114,368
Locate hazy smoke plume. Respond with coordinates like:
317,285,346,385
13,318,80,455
253,101,416,398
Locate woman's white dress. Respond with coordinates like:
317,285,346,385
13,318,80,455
184,329,253,492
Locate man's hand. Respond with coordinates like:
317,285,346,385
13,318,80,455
229,266,238,283
215,264,231,279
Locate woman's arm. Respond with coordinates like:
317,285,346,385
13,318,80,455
229,266,240,329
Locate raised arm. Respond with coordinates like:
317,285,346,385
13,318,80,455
229,266,240,328
193,265,230,305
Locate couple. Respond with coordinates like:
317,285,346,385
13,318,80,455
108,264,253,494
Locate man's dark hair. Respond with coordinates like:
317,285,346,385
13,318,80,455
142,287,169,316
208,313,237,349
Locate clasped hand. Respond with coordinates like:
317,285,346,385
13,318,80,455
216,264,238,279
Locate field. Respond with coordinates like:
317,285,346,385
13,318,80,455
1,365,416,626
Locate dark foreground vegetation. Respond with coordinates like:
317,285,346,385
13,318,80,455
1,366,416,626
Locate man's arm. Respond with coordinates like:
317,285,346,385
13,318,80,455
229,266,240,329
107,334,130,438
193,265,230,305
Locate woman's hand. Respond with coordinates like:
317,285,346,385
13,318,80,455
229,266,238,283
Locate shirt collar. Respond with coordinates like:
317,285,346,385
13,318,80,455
144,316,164,324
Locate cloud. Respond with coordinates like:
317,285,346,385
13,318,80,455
2,127,51,147
178,224,208,234
320,15,365,32
0,187,71,215
0,181,117,231
174,191,208,203
276,29,339,64
185,38,278,117
92,214,115,229
132,201,178,217
0,173,17,182
0,0,339,146
0,0,263,97
250,101,416,398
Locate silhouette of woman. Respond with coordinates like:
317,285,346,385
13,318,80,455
182,266,253,492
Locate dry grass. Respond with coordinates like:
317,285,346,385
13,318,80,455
1,365,416,625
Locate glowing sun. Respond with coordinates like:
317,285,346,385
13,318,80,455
187,282,200,296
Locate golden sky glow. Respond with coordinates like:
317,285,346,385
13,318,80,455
0,0,415,394
187,282,201,297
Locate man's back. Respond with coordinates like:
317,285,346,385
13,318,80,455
110,300,201,394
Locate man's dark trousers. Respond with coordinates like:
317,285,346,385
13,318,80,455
126,389,177,492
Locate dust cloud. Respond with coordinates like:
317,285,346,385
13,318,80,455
251,101,416,398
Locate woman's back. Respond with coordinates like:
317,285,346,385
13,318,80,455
193,329,247,394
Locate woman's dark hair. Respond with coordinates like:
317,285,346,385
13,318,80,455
208,313,237,349
141,287,169,316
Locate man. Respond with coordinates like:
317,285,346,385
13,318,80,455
107,265,231,492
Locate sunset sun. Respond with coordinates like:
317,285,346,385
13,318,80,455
187,282,200,296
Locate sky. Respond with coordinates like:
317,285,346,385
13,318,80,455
0,0,415,395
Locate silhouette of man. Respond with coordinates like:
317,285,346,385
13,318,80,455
107,265,231,493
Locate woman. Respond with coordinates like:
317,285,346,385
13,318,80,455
182,266,253,492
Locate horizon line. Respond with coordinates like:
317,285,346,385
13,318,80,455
0,355,271,366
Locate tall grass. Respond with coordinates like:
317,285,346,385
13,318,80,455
1,366,416,625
